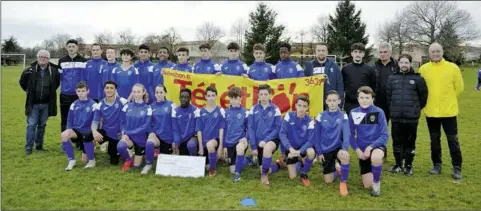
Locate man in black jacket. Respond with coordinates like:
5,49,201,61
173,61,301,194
386,53,428,175
19,50,60,155
342,43,377,113
373,43,397,123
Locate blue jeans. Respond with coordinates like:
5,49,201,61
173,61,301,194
25,104,49,150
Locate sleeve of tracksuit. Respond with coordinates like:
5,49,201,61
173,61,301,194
311,117,322,155
370,110,389,149
125,106,152,136
244,110,249,140
194,109,202,132
453,65,464,97
417,76,429,109
334,64,344,106
348,112,359,150
270,65,277,79
299,122,313,154
80,62,87,82
279,114,292,150
264,108,282,141
171,109,181,145
66,102,75,130
304,61,312,76
386,76,393,107
341,114,350,151
242,63,249,75
248,108,257,150
219,108,226,129
369,66,377,92
120,104,128,132
296,63,305,77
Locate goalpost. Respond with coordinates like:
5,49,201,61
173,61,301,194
1,54,26,70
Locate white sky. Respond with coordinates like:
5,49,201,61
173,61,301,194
2,1,481,48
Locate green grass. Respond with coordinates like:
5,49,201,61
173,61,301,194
2,65,481,210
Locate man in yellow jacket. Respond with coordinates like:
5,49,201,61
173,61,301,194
419,43,464,180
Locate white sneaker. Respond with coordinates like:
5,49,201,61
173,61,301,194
141,165,152,175
84,160,96,169
371,182,381,196
100,142,108,153
65,160,77,171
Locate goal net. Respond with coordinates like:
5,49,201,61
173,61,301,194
1,54,26,70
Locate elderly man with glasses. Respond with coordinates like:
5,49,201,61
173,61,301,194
19,49,60,155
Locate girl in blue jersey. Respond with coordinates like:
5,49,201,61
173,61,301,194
142,84,176,175
195,86,226,177
117,83,152,172
60,81,97,171
111,49,140,100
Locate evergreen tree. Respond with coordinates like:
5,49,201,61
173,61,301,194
437,20,463,65
327,0,371,63
1,36,22,53
242,2,286,65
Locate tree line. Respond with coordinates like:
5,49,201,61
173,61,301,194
2,0,480,66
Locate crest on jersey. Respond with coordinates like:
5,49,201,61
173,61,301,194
409,80,415,85
302,125,307,131
268,111,273,117
330,68,333,72
115,103,119,109
237,113,243,119
370,115,376,122
140,110,145,116
188,113,192,118
236,65,240,70
264,67,268,72
128,70,132,75
214,112,219,118
85,107,90,112
336,118,342,124
164,107,169,112
207,66,211,71
289,68,293,73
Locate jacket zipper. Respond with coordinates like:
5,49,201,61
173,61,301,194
40,66,43,101
400,74,405,118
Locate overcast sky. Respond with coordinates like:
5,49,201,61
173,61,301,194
2,1,481,48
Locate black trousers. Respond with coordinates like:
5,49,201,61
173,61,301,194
391,122,418,167
426,117,462,168
60,94,78,132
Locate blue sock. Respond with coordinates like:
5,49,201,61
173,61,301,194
262,156,272,176
62,140,75,160
372,165,383,183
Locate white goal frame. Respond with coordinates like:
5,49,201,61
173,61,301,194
1,54,26,70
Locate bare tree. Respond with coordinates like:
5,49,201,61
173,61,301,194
196,22,225,47
160,27,182,52
142,33,164,53
51,33,72,56
377,11,410,57
230,19,248,49
310,15,329,43
116,28,136,49
94,31,115,46
404,1,480,47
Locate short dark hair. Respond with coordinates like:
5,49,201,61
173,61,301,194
351,43,365,52
66,39,78,45
91,43,102,50
138,44,150,52
357,86,375,98
106,46,115,51
258,84,272,94
227,87,242,98
104,80,117,89
180,88,192,96
155,84,168,93
76,81,88,90
206,86,217,95
295,94,310,105
227,42,240,50
199,43,211,50
158,46,170,53
325,90,339,98
398,53,412,63
279,42,291,52
253,43,266,52
177,47,189,55
120,48,134,57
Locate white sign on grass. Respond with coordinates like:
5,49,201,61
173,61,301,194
155,154,206,178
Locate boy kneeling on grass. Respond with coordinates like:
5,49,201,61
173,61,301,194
349,86,389,197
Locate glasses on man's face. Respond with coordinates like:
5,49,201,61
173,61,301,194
38,56,49,59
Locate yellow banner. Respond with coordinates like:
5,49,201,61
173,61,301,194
162,69,326,117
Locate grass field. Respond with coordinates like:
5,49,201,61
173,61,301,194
1,65,481,210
